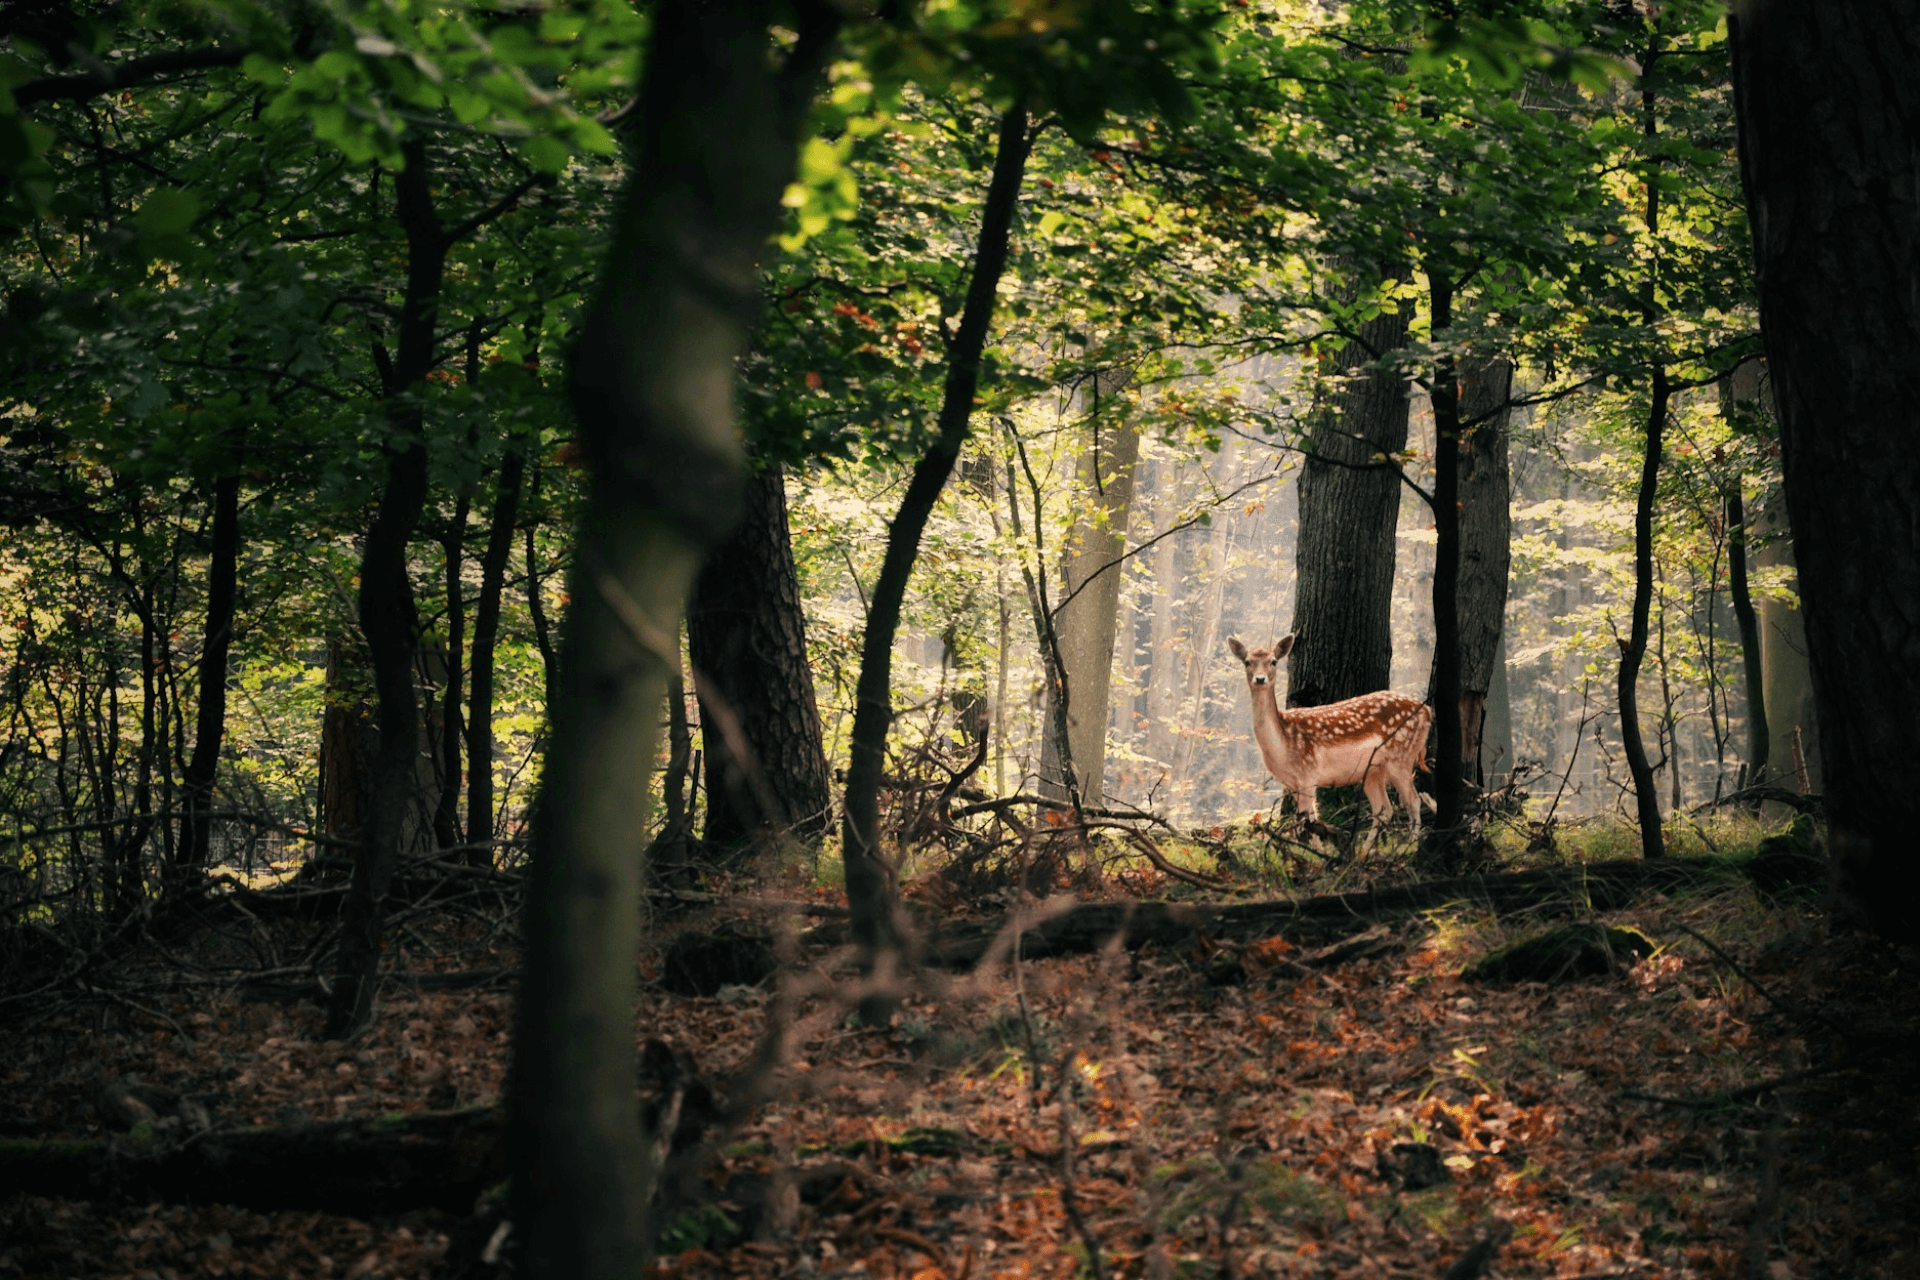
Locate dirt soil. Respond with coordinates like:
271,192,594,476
2,858,1916,1279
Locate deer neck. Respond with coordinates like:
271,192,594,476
1247,681,1300,776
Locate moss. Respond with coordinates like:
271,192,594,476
1466,924,1657,984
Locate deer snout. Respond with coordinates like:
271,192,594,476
1251,672,1270,685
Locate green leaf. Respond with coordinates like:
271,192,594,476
132,188,202,236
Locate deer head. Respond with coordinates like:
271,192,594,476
1227,635,1296,690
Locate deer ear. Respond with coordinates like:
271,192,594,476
1274,634,1296,659
1227,636,1248,661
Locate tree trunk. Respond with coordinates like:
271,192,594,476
1040,388,1140,808
840,103,1035,965
1455,356,1513,787
1420,274,1467,868
176,467,240,879
1751,495,1817,795
1288,296,1412,707
686,464,833,861
1616,39,1668,863
1145,454,1181,769
1617,366,1671,861
317,636,376,860
1732,1,1919,935
326,137,446,1040
511,6,840,1276
1719,359,1770,788
431,493,470,851
465,442,527,857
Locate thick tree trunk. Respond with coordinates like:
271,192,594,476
1455,356,1513,787
465,443,526,857
1145,455,1181,769
176,468,240,878
687,464,833,861
1288,297,1412,707
326,139,446,1040
840,104,1034,964
317,636,376,860
1731,2,1920,937
511,7,840,1277
1040,393,1140,808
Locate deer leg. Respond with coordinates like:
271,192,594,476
1360,772,1392,850
1389,769,1422,837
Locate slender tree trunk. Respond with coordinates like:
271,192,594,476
840,103,1035,963
509,7,840,1276
1717,363,1770,786
1617,39,1668,862
1454,356,1513,787
1617,367,1670,860
1724,483,1768,784
1421,274,1467,868
1009,440,1084,816
176,468,240,880
686,464,833,861
1751,495,1816,793
1288,292,1412,707
326,139,448,1039
523,516,559,716
465,444,526,857
432,493,470,850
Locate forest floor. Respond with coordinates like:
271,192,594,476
2,821,1917,1280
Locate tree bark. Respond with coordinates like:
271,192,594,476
325,138,446,1040
0,1108,504,1215
512,6,839,1276
431,492,470,851
1751,495,1816,794
1039,380,1140,808
1731,1,1920,937
840,103,1035,964
176,467,240,878
1420,274,1467,868
1616,39,1668,863
1718,359,1770,787
1288,295,1412,708
465,442,527,857
317,636,376,860
1454,356,1513,787
686,464,833,861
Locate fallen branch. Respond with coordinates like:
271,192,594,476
0,1106,505,1214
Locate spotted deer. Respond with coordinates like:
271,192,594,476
1228,635,1431,846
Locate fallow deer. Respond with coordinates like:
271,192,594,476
1228,635,1431,846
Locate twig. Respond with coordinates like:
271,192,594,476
1621,1054,1867,1109
1121,829,1229,891
1671,923,1845,1038
82,982,196,1041
1055,1055,1109,1280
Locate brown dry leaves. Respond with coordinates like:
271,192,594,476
4,879,1918,1280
